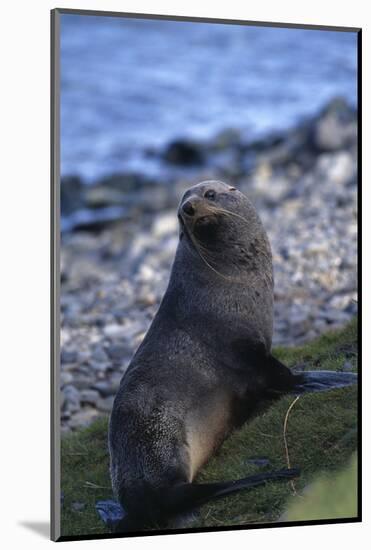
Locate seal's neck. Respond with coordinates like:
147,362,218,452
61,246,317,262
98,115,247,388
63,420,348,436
170,235,273,290
167,238,272,323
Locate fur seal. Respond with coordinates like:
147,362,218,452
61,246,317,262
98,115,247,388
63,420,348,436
108,180,356,532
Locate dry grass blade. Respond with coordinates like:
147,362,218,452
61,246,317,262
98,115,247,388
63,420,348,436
83,481,111,489
283,395,301,495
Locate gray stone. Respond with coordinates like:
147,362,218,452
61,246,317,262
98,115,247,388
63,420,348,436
71,375,96,390
60,372,74,387
313,98,356,151
71,502,86,512
342,361,354,372
93,380,120,398
106,343,130,362
103,323,130,340
85,186,127,208
68,409,99,429
61,410,71,421
62,385,81,413
90,345,108,363
121,321,145,341
163,139,204,166
88,360,111,373
97,396,115,413
289,312,311,338
80,389,100,405
61,349,78,364
152,213,177,238
323,310,350,324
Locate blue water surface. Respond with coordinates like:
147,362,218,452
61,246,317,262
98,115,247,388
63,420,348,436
61,15,357,182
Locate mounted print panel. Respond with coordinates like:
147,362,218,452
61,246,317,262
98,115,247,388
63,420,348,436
51,8,361,542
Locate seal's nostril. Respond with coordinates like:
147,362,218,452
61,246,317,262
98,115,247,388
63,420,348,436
182,200,195,216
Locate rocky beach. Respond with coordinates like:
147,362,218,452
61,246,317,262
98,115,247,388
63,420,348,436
60,98,358,432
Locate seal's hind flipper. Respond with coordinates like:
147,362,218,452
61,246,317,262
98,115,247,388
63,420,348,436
162,468,300,515
109,469,300,533
290,370,357,394
188,468,300,504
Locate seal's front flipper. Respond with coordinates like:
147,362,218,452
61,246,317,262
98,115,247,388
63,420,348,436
96,500,142,534
290,370,357,394
263,355,357,396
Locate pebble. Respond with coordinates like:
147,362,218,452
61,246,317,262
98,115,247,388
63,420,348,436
289,312,311,338
62,385,81,413
80,389,100,405
93,380,121,397
342,361,354,372
61,349,78,364
106,343,130,362
90,345,108,363
152,212,177,238
103,324,128,339
71,502,86,512
68,409,99,429
97,396,115,413
88,360,111,373
60,372,74,386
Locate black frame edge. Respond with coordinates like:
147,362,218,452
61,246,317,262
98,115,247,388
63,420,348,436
58,516,361,543
356,27,362,523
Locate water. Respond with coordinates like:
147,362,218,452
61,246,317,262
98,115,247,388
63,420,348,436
61,14,357,182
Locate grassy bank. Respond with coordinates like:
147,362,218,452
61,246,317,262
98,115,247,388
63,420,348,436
60,318,358,537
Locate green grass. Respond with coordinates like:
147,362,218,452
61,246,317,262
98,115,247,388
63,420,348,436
285,453,357,522
61,318,358,537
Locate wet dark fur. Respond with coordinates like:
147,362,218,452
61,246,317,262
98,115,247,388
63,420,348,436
108,180,354,532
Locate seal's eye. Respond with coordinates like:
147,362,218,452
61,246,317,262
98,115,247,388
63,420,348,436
229,186,236,191
204,189,216,200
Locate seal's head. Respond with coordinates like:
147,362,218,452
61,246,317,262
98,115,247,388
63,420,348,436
177,180,271,280
178,180,237,243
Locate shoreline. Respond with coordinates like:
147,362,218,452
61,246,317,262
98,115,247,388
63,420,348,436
61,97,357,232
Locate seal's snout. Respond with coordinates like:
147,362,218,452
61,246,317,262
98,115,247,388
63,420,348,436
180,196,213,221
182,200,195,217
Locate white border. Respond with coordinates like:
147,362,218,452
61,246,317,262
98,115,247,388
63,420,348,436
1,1,369,548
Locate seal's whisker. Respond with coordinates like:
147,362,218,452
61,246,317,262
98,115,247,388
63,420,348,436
188,218,246,283
188,230,232,281
207,206,249,225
